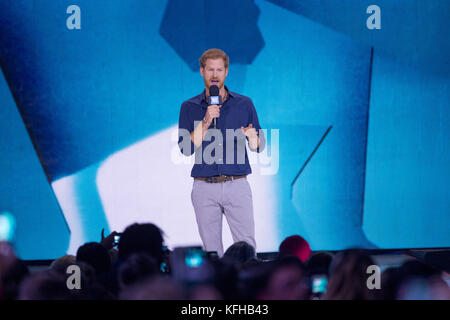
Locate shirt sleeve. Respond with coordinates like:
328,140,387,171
248,99,266,153
178,102,197,156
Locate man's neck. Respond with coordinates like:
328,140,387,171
219,86,227,98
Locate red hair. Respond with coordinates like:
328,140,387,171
279,235,311,263
199,48,229,69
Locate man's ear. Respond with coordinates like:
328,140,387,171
200,67,204,77
225,67,229,77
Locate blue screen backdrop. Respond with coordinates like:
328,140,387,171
0,0,448,259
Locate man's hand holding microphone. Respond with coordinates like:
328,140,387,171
191,85,222,147
203,104,221,127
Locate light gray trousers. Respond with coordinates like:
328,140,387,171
191,177,255,257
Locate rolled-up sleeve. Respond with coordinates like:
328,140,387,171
248,99,266,153
178,102,197,156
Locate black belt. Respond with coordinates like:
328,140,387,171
194,175,247,183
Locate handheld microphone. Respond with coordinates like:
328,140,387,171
208,85,221,129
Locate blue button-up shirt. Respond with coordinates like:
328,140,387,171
178,87,265,177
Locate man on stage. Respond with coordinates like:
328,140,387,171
178,48,265,256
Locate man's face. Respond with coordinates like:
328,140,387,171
200,58,228,91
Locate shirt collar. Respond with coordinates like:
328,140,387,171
200,86,234,103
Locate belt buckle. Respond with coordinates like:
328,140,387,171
207,176,219,183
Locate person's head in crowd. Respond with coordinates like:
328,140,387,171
50,256,102,298
210,258,238,300
251,256,308,300
379,260,442,300
36,261,112,300
119,275,184,300
19,270,81,300
396,274,450,300
71,261,115,300
223,241,256,266
377,266,400,300
76,242,111,275
0,242,29,300
238,256,285,300
118,223,164,266
118,253,159,290
306,251,334,276
323,249,377,300
0,242,16,298
242,257,263,269
279,235,311,263
76,261,98,289
49,254,76,274
399,260,441,279
389,260,450,300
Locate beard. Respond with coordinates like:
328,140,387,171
209,80,223,89
203,76,223,89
